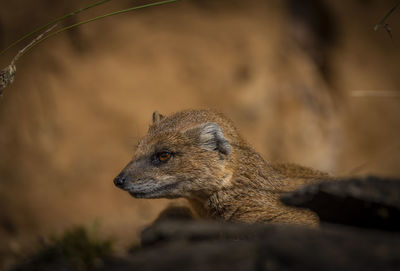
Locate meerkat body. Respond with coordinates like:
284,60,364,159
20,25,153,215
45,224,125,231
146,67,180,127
114,109,328,225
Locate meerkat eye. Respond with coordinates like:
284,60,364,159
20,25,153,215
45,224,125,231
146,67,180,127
151,151,173,165
158,152,172,162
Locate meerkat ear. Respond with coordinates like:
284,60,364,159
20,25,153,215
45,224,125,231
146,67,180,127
185,122,232,155
152,111,165,124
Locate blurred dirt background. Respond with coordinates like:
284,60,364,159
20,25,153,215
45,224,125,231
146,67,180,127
0,0,399,269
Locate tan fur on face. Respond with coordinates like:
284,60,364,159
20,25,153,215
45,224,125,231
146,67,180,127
115,109,328,226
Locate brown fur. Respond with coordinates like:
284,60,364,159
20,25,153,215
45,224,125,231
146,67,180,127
114,109,329,226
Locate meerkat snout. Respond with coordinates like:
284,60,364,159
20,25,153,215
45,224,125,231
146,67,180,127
113,172,127,188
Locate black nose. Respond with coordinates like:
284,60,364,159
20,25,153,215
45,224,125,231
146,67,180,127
114,173,126,188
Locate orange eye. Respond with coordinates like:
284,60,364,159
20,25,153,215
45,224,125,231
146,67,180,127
158,152,171,162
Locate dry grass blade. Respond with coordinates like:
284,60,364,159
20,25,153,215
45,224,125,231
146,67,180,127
0,0,179,96
0,65,16,95
0,0,110,57
0,24,57,95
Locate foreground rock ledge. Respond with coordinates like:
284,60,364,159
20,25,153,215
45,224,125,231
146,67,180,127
104,220,398,271
13,176,400,271
281,176,400,231
106,176,400,270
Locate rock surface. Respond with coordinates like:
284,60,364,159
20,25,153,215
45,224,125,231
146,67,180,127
281,176,400,231
104,220,399,271
12,177,400,271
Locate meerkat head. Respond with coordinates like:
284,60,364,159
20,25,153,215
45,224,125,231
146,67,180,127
114,110,233,199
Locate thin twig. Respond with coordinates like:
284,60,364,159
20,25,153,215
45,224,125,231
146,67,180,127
374,0,400,39
11,24,58,67
0,25,58,95
0,66,16,94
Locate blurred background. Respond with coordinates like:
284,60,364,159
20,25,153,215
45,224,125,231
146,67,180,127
0,0,399,269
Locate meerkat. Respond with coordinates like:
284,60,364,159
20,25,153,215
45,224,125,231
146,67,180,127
114,109,329,226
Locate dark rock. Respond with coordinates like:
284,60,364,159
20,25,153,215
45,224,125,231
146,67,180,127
139,206,196,247
12,177,400,271
281,176,400,231
103,221,400,271
152,206,195,223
